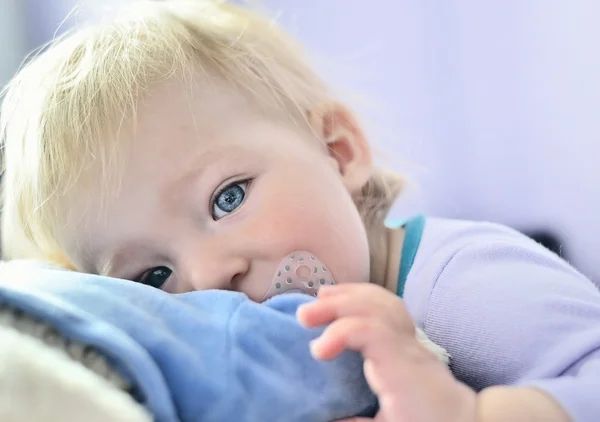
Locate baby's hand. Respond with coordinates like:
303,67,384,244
297,283,476,422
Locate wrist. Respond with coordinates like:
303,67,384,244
476,386,570,422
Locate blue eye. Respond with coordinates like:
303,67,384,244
212,181,248,220
139,266,171,289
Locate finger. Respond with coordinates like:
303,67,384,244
296,299,335,328
363,358,384,395
299,284,400,321
315,319,445,400
297,287,411,332
314,282,386,300
310,316,402,362
317,282,388,298
334,418,372,422
313,284,342,298
296,294,377,328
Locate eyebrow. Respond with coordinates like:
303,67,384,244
164,146,241,197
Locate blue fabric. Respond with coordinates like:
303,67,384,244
0,263,377,422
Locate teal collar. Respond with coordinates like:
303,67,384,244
386,214,426,298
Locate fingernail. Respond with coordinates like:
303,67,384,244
309,338,322,358
296,305,310,325
317,285,333,296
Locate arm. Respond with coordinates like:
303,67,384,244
422,239,600,422
477,387,570,422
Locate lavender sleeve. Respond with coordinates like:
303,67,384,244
403,218,600,422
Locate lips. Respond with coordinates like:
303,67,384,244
261,251,336,301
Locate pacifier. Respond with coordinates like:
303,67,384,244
261,251,336,301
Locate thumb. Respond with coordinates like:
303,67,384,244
335,418,373,422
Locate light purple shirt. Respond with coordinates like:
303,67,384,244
404,217,600,421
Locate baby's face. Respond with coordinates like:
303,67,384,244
59,78,371,301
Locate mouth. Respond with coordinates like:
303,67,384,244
261,251,336,301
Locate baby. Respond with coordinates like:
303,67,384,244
2,1,599,421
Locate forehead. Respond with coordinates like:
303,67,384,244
135,76,259,145
129,74,316,158
126,76,314,185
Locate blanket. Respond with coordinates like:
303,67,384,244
0,261,377,421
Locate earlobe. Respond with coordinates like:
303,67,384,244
308,102,373,194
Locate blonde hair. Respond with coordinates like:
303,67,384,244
0,0,402,268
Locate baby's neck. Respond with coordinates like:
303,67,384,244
370,225,405,294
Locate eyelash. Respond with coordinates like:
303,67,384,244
135,266,172,289
210,178,252,220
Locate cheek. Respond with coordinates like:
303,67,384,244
244,169,371,284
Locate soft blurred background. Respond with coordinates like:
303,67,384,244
2,0,600,280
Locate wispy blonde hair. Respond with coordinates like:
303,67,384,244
0,0,402,268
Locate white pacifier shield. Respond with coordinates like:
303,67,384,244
261,251,336,301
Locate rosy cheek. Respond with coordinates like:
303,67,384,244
256,207,317,249
244,172,370,284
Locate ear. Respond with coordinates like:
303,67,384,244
308,102,373,194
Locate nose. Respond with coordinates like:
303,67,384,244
177,239,249,292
